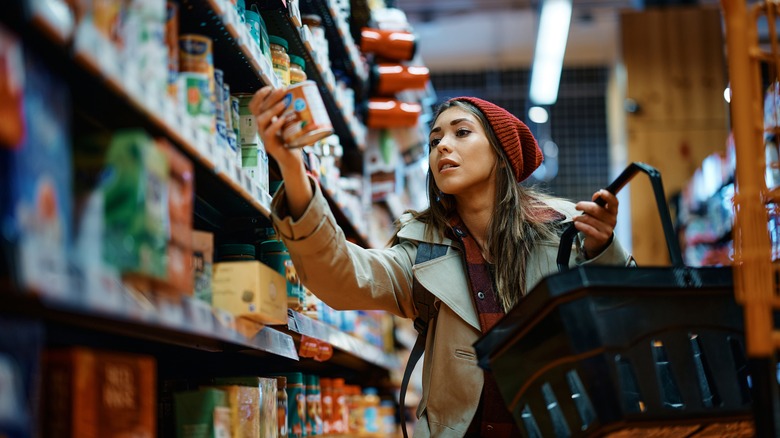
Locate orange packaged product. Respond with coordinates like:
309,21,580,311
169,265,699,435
320,378,334,434
43,347,157,438
360,28,417,61
373,63,430,96
157,139,194,296
366,98,422,129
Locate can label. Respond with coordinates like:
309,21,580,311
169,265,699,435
223,83,233,133
213,69,225,123
231,96,241,137
177,72,214,135
281,81,333,148
236,94,259,145
179,34,212,74
288,385,306,437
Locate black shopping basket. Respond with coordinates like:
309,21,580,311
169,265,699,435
473,163,754,437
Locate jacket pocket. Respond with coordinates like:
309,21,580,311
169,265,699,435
454,348,476,362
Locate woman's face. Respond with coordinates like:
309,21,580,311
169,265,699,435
429,106,499,199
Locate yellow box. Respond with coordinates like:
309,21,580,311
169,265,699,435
212,261,288,325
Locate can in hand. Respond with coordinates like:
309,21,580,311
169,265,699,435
281,80,334,148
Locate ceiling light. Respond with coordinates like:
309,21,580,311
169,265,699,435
528,106,549,124
529,0,573,105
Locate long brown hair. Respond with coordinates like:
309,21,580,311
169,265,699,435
397,100,563,311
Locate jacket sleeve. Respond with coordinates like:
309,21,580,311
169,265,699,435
575,233,635,267
271,176,418,318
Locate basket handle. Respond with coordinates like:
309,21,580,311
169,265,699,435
556,162,683,272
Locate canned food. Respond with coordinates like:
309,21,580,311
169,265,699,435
235,93,258,145
179,34,213,75
281,80,333,148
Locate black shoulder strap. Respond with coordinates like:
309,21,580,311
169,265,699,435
400,242,448,438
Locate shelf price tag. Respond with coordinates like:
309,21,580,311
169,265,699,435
241,170,252,193
213,307,238,339
161,96,176,128
182,296,215,334
156,293,185,328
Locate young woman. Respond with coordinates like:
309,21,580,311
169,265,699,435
250,87,633,437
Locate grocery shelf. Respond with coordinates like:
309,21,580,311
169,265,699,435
300,0,369,99
4,6,275,220
286,310,401,372
1,289,299,360
180,0,281,92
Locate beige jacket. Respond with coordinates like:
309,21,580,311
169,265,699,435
272,178,633,437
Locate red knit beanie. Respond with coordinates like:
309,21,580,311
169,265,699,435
446,97,543,182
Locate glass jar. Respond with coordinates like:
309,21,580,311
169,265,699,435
289,55,307,85
269,35,290,86
217,243,255,261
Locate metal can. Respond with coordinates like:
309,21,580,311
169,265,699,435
179,34,213,75
235,93,258,145
281,373,306,438
177,72,213,136
281,80,333,148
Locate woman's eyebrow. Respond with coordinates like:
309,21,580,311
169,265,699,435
429,118,471,136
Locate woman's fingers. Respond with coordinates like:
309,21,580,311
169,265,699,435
573,189,620,258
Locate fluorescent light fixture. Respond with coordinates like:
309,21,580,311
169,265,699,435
528,106,549,124
529,0,573,105
724,87,731,103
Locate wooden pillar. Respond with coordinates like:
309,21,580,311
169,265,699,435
621,6,728,265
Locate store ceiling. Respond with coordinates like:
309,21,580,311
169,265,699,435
394,0,721,71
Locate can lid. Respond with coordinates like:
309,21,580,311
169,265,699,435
290,55,306,70
301,14,322,27
218,243,256,258
260,239,288,253
269,35,289,50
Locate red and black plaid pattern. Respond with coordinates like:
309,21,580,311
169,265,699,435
450,218,520,437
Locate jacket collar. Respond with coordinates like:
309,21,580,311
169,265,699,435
396,213,477,330
397,198,577,331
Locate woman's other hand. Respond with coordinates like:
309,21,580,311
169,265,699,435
573,189,619,259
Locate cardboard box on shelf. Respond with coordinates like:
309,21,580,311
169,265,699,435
1,51,73,299
211,261,287,325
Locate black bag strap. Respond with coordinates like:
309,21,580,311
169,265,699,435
400,242,448,438
556,162,683,272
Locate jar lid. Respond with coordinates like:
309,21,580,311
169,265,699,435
260,239,288,253
269,35,288,50
289,55,306,70
276,376,287,387
219,243,256,258
301,14,322,27
363,387,378,396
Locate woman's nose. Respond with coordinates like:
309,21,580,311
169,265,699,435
436,137,452,154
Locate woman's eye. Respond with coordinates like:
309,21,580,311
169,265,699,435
429,138,441,148
456,128,470,137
